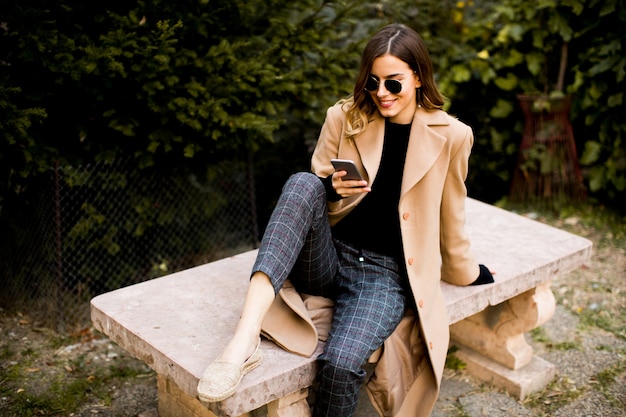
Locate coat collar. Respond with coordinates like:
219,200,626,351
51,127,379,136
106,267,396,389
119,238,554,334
355,107,448,196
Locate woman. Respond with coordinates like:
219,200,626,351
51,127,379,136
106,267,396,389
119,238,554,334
197,23,493,417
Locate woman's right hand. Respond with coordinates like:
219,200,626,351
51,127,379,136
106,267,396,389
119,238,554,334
332,170,371,198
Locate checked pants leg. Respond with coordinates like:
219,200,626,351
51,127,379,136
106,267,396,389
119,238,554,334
313,242,409,417
251,172,409,417
252,172,338,298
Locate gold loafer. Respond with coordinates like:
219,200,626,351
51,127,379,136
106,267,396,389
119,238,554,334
197,339,262,402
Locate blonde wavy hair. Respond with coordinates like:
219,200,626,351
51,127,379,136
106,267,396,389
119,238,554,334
343,24,445,141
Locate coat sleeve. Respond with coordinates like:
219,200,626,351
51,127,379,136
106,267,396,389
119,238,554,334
311,103,345,178
439,120,480,285
310,102,368,224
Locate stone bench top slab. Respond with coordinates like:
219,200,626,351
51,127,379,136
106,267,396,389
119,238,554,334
90,198,592,416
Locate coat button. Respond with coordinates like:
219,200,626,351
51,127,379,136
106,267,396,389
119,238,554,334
418,299,424,308
407,257,414,265
402,212,410,220
429,341,434,350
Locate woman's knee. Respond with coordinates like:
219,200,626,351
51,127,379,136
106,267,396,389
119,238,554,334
320,344,368,379
284,172,326,200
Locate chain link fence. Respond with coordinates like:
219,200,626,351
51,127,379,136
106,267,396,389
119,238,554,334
2,157,260,333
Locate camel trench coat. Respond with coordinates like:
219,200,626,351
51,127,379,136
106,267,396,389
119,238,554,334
260,101,480,417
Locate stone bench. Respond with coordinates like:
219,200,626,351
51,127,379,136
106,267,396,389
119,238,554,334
90,198,592,417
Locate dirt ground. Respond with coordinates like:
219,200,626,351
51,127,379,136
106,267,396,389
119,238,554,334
1,204,624,416
0,316,158,416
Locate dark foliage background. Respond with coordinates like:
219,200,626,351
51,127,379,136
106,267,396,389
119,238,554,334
1,0,624,329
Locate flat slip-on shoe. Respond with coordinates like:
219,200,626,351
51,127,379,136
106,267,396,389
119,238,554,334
197,339,262,403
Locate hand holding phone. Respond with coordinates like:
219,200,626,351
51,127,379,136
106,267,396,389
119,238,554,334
331,159,364,181
330,159,370,196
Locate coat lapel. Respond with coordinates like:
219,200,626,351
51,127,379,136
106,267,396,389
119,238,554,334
351,107,449,196
353,116,385,181
401,109,449,196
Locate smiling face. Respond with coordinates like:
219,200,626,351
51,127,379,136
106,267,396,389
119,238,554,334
367,54,422,124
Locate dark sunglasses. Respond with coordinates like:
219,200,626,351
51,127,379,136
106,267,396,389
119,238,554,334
364,76,403,94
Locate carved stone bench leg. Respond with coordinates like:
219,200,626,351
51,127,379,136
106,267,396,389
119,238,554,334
156,374,311,417
449,281,556,400
267,388,311,417
158,375,222,417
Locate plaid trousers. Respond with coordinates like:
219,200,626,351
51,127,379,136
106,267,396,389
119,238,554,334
253,173,410,417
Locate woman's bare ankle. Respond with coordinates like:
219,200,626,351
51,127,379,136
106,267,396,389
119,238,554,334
216,271,272,365
218,331,259,365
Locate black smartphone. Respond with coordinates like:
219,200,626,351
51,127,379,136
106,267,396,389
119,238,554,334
331,159,364,181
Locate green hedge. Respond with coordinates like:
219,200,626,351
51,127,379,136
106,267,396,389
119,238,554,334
1,0,623,212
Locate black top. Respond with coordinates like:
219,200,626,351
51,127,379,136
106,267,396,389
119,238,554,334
331,119,411,257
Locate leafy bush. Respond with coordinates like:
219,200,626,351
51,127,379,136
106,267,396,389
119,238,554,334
425,0,625,207
3,0,623,209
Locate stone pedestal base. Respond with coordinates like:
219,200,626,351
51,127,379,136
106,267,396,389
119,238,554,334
158,375,221,417
454,347,555,400
267,389,311,417
450,281,557,399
